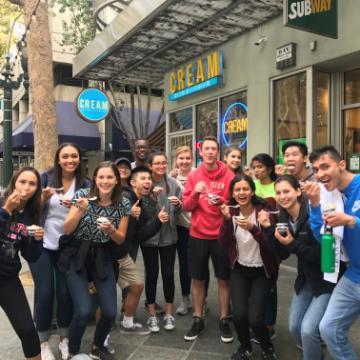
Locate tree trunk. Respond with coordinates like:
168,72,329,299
24,0,58,171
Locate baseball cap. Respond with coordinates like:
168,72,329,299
114,157,131,169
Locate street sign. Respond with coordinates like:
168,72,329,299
75,88,110,123
284,0,338,39
276,43,297,70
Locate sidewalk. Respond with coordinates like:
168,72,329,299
1,256,359,359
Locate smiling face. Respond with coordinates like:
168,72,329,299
232,180,253,206
283,146,307,178
200,140,218,166
176,151,192,173
251,160,270,181
312,154,346,191
58,145,80,174
15,170,38,200
224,149,241,172
131,171,153,197
275,180,301,210
95,167,118,197
149,155,168,177
134,140,150,162
117,163,131,181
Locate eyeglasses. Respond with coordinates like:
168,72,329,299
152,162,168,166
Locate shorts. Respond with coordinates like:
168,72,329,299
188,236,230,281
117,254,143,289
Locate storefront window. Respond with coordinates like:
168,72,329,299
315,72,330,147
345,68,360,105
220,91,248,163
274,72,306,162
169,107,193,133
196,100,218,165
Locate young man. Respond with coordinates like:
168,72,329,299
182,136,234,343
307,146,360,360
277,141,314,182
131,139,150,169
113,163,166,335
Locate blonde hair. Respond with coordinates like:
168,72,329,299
173,145,192,170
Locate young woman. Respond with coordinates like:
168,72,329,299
170,146,194,315
62,161,130,358
251,153,277,200
224,146,243,175
142,152,182,332
219,175,277,360
0,167,44,360
29,143,90,360
259,175,343,360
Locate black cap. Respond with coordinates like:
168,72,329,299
114,157,131,169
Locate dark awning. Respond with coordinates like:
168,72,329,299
0,101,101,152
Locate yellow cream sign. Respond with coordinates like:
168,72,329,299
169,50,223,101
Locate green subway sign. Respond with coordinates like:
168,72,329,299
284,0,337,39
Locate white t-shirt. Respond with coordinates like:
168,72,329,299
43,179,76,250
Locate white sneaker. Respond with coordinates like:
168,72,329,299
176,296,190,315
147,315,160,333
41,342,55,360
163,314,176,331
59,338,69,360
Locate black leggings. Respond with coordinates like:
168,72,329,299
0,276,40,357
141,244,176,304
230,263,272,351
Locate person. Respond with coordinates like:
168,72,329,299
219,175,278,360
262,175,343,360
61,161,131,358
276,141,314,182
224,146,243,175
131,139,150,169
29,143,90,360
182,136,234,343
306,145,360,360
141,152,182,332
251,153,277,200
0,167,44,360
250,153,278,340
170,146,194,316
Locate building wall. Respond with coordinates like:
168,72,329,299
164,0,360,161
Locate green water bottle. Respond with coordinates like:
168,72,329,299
321,225,335,273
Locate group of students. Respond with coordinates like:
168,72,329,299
0,137,359,360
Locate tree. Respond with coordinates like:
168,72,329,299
53,0,96,54
9,0,58,171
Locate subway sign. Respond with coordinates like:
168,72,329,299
75,88,110,123
169,50,223,101
284,0,337,39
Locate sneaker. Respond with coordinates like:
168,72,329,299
90,345,115,359
231,345,252,360
120,322,151,335
163,314,176,331
102,335,115,355
59,338,69,360
176,296,190,315
262,347,277,360
184,316,205,341
250,328,276,344
219,318,234,343
147,315,160,333
41,342,55,360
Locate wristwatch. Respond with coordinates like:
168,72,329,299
348,216,357,229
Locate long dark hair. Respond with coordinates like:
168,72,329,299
50,143,85,189
228,174,268,207
251,153,277,181
148,151,170,195
89,161,122,205
4,167,42,224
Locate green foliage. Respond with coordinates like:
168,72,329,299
53,0,96,54
0,0,22,64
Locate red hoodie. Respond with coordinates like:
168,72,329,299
183,161,234,240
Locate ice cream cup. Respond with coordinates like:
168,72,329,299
276,222,288,236
27,225,38,237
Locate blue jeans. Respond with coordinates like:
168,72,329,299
320,275,360,360
66,257,117,354
29,248,73,342
289,283,331,360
